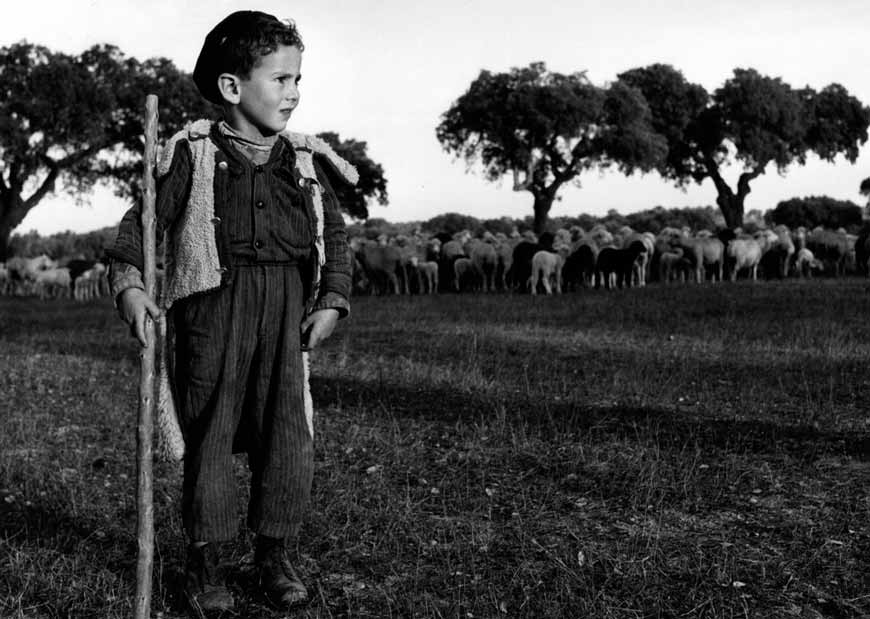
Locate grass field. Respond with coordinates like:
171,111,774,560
2,279,870,618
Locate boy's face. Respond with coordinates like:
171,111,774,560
230,44,302,138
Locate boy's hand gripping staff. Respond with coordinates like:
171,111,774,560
134,94,158,619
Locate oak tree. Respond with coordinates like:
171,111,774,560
436,62,667,233
619,64,870,228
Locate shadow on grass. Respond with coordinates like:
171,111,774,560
311,375,870,462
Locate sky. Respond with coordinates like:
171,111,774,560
2,0,869,235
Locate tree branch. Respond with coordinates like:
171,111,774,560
703,155,733,199
55,141,111,169
512,156,536,191
21,141,112,210
736,161,768,202
23,157,61,210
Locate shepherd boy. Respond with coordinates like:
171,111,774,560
106,10,355,613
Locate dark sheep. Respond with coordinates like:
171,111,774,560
595,241,647,290
508,242,540,292
563,244,596,290
506,232,555,293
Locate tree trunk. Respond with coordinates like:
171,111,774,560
717,191,744,230
705,157,765,230
0,223,11,262
0,196,27,262
532,193,555,235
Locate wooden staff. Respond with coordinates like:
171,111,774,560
134,94,158,619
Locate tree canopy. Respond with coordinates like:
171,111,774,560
0,41,213,260
436,62,667,233
316,131,387,220
619,64,870,228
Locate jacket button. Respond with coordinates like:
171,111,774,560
256,200,265,209
218,161,228,171
211,217,221,224
254,240,264,249
298,177,307,188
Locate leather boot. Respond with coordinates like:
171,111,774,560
254,536,309,609
184,542,235,614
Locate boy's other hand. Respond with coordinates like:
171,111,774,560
300,308,339,351
119,288,162,347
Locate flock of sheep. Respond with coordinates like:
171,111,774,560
350,223,861,295
0,222,859,302
0,255,109,300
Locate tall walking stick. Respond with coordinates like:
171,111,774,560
135,94,159,619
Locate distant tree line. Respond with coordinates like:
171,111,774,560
343,195,864,242
8,226,115,260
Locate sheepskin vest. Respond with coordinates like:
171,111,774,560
154,119,359,462
157,119,358,310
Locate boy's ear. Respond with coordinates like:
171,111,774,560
217,73,241,104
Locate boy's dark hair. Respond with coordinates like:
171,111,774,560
193,11,304,105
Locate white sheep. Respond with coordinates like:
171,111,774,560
529,246,569,295
793,248,824,278
34,267,71,300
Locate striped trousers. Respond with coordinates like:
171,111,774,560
173,263,313,542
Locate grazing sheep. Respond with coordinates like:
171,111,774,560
507,232,555,292
658,247,690,283
494,235,521,291
453,257,474,292
34,267,71,300
563,242,597,290
806,227,850,276
509,241,541,292
352,238,402,295
470,240,498,292
74,263,107,301
659,228,725,283
441,230,471,262
769,225,796,278
6,254,56,295
416,260,439,294
794,248,824,278
595,241,647,290
726,238,764,281
626,232,656,286
391,235,421,294
529,246,570,295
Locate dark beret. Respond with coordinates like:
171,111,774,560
192,10,279,105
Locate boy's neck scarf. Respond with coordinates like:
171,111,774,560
217,121,278,166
